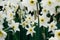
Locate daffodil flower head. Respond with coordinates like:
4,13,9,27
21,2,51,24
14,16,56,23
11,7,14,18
39,15,50,27
48,21,57,32
29,0,36,6
55,30,60,39
20,21,28,28
47,0,52,6
8,20,20,32
25,25,36,37
0,30,7,40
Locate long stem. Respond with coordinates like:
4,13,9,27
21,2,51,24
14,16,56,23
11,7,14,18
13,31,18,40
36,1,46,40
13,34,18,40
42,27,45,40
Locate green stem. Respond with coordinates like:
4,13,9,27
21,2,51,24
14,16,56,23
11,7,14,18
42,33,45,40
13,32,18,40
42,27,46,40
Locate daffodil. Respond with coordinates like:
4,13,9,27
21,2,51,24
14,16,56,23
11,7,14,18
6,10,15,22
3,0,19,13
39,15,50,27
25,25,36,37
25,14,34,23
41,8,48,15
41,0,56,15
48,21,57,32
54,30,60,39
8,20,20,32
21,0,37,12
0,30,7,40
20,21,28,28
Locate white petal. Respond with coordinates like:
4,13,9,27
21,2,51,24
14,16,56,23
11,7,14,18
26,31,30,35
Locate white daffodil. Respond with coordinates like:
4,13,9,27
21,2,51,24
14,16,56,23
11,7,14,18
41,8,48,15
20,14,37,28
41,0,56,15
3,1,11,12
39,15,50,27
54,30,60,40
25,14,34,23
25,25,36,37
21,0,37,12
8,20,20,32
6,10,15,21
0,30,7,40
3,1,19,13
20,21,28,28
48,21,57,32
41,0,55,7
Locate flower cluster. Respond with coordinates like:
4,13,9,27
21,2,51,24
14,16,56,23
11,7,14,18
0,0,60,40
41,0,60,40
